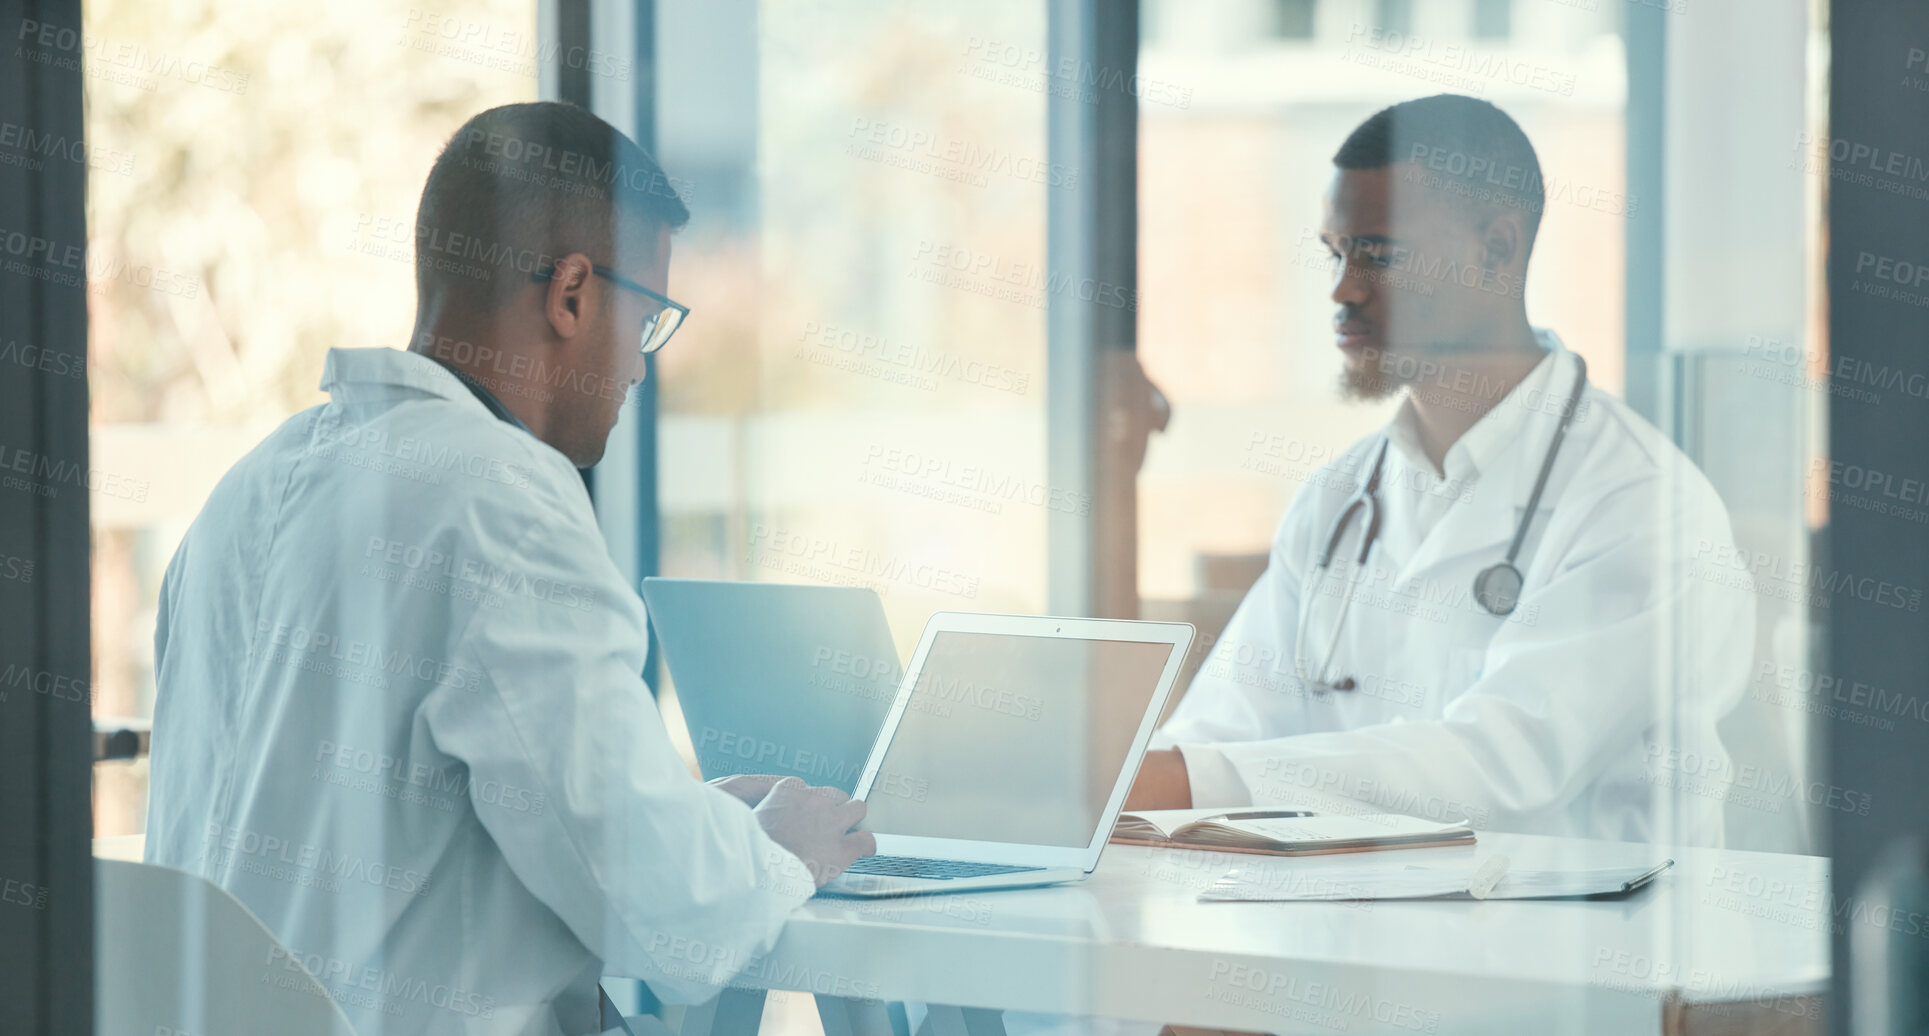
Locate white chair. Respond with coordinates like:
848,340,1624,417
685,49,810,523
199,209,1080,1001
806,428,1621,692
95,856,358,1036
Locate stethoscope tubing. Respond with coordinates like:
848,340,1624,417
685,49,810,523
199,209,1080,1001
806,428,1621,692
1293,352,1590,691
1502,356,1588,568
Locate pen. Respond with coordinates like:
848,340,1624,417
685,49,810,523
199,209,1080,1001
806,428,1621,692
1215,810,1314,820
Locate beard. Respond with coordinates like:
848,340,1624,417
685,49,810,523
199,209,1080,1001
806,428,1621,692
1338,344,1399,402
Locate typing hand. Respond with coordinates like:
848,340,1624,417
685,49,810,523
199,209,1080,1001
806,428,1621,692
753,778,877,887
707,773,786,808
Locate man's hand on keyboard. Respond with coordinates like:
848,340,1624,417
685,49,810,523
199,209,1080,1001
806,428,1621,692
753,777,878,887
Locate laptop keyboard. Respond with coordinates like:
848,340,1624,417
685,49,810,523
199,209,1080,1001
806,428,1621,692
841,856,1044,880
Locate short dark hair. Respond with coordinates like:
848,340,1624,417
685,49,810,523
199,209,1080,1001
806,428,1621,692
413,101,690,311
1334,94,1545,248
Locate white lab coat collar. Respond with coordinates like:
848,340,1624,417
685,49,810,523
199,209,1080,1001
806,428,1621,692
1384,327,1568,482
1389,330,1583,575
318,346,485,408
316,346,583,485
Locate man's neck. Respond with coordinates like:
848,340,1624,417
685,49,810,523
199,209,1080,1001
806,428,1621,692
1403,320,1544,474
408,319,550,443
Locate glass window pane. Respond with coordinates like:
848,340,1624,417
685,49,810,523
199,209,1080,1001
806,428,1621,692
654,0,1050,681
1376,0,1415,37
84,0,538,836
1473,0,1512,40
1273,0,1318,41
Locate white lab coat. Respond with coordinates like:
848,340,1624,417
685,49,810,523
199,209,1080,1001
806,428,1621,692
146,347,817,1036
1151,332,1757,846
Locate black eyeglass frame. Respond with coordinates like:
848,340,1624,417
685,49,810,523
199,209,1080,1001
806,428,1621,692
529,262,689,355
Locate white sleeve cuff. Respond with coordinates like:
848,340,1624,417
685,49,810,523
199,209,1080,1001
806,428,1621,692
1174,744,1252,809
757,842,822,905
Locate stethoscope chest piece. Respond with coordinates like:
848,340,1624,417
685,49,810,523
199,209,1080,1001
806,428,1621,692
1472,562,1524,616
1293,353,1589,681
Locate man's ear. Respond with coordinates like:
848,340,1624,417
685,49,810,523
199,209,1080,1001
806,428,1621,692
1480,214,1523,273
543,252,597,337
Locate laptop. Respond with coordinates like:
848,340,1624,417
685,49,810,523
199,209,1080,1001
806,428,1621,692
641,578,902,794
820,611,1194,899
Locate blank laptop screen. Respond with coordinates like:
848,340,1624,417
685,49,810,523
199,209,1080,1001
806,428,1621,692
859,631,1174,848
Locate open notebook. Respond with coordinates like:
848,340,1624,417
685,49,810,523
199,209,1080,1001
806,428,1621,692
1110,807,1475,857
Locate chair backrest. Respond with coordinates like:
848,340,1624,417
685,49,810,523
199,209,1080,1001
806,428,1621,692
95,857,358,1036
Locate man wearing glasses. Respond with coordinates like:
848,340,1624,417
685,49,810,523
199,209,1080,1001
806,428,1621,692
145,102,872,1036
410,255,686,457
409,124,690,467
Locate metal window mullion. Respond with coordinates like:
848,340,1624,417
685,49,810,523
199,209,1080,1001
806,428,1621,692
1047,0,1138,619
0,0,95,1026
1622,1,1665,426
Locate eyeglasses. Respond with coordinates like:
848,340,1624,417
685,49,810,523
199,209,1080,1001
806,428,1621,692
529,262,689,356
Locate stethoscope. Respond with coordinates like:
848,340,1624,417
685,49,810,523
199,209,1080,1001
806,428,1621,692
1293,354,1588,693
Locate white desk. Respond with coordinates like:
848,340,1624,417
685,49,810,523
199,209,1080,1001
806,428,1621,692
97,833,1827,1034
696,833,1829,1036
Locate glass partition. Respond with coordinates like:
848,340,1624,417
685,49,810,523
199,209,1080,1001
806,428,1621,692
61,0,1853,1031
